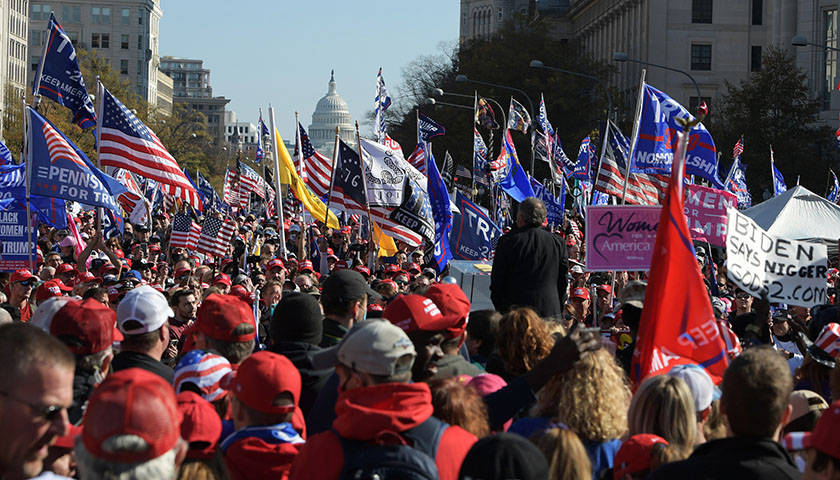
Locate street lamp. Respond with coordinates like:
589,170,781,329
791,34,840,52
431,89,507,128
455,74,537,173
613,51,702,101
529,59,612,120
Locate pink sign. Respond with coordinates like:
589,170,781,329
684,184,736,247
585,205,660,272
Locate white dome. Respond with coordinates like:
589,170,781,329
309,71,355,154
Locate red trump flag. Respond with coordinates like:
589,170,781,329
631,128,729,385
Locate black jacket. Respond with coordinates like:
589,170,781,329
269,340,333,416
648,437,801,480
490,225,568,318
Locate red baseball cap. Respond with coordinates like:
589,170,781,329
35,279,73,303
384,294,449,333
266,258,285,271
613,434,669,480
10,269,36,283
174,267,191,278
177,391,222,460
56,264,77,276
99,263,119,275
226,351,301,414
299,260,314,273
385,264,400,274
425,283,470,339
597,284,612,295
53,424,82,449
76,271,102,285
571,287,590,301
195,294,256,343
354,265,371,277
334,260,349,270
213,273,231,286
230,285,255,305
407,263,421,274
50,298,122,354
82,368,181,464
340,226,351,234
787,400,840,459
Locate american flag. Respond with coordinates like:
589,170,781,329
266,184,276,216
196,216,235,257
732,136,744,159
237,160,266,199
170,213,201,250
173,350,232,401
98,87,201,210
406,144,426,175
298,123,332,198
594,122,668,205
223,168,248,211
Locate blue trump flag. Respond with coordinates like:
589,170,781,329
33,14,96,129
183,168,206,208
829,170,840,203
0,140,13,166
197,171,223,210
498,130,535,202
28,107,123,216
631,84,722,187
725,157,752,209
450,191,501,261
418,113,446,143
537,93,555,137
529,177,564,226
0,163,67,229
425,144,453,272
771,152,787,196
572,136,595,180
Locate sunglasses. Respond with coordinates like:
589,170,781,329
736,293,750,300
0,390,68,423
17,280,34,287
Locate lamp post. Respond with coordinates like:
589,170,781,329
613,52,702,102
429,90,507,129
792,34,840,52
455,74,537,174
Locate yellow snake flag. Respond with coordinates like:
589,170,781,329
275,130,339,229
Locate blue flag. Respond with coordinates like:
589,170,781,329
552,133,575,176
725,157,752,209
529,177,564,226
572,136,595,180
473,128,490,186
450,191,501,261
0,163,67,229
418,113,446,143
771,160,787,196
197,171,222,210
0,140,13,166
632,84,722,187
28,107,124,218
33,14,96,129
256,113,268,164
183,168,206,208
537,93,555,137
829,170,840,203
425,144,453,272
498,131,536,202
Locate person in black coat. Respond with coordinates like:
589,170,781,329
490,197,568,319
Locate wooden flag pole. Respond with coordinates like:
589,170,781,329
325,127,340,221
354,122,377,269
620,69,646,205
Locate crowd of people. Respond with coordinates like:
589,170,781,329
0,196,839,480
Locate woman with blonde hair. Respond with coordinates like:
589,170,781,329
510,349,631,479
495,307,554,379
627,375,697,461
531,427,592,480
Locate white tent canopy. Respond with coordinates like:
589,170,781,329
742,185,840,254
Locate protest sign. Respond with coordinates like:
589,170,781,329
684,184,736,247
726,208,828,307
450,192,501,261
585,205,660,271
0,207,36,271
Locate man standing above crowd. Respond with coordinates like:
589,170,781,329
490,198,568,319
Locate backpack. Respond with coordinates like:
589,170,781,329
335,416,448,480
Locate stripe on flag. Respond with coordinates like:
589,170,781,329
196,216,235,257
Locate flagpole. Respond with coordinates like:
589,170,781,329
267,106,287,258
620,69,646,205
354,122,377,269
591,119,611,205
769,144,775,196
31,13,53,109
325,126,340,221
22,95,34,271
94,78,105,234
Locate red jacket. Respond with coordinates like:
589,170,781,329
289,382,476,480
222,423,304,480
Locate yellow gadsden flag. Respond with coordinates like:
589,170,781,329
275,130,339,229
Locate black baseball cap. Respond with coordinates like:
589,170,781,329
321,269,381,303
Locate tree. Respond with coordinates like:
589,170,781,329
385,16,614,188
709,46,836,200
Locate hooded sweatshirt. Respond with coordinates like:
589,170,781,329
289,382,477,480
221,423,305,480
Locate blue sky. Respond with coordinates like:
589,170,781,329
159,1,460,139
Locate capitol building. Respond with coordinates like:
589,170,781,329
308,71,356,157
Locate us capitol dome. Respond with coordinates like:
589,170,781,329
308,70,355,157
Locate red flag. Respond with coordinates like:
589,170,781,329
631,129,729,385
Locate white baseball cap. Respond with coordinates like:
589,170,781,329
117,285,174,335
667,363,720,412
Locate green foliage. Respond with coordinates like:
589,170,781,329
709,46,836,199
386,17,614,187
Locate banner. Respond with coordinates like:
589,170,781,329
585,205,660,271
725,209,828,307
684,184,736,247
450,192,501,261
0,207,36,271
530,177,564,226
